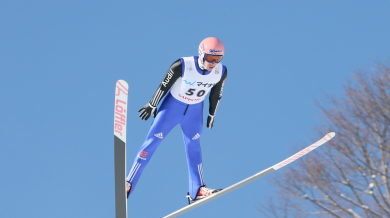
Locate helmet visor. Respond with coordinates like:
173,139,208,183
204,54,223,63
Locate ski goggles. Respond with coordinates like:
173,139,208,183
203,54,223,63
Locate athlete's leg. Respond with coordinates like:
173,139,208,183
180,102,204,200
126,95,185,197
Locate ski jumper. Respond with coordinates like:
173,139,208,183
126,56,227,199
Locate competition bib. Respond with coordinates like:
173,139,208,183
170,56,223,104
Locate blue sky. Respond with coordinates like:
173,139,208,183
1,1,389,217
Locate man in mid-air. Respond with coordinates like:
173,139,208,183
126,37,228,202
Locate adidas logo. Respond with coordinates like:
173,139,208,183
192,133,200,140
154,133,163,139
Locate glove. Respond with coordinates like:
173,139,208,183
138,103,157,120
207,114,215,129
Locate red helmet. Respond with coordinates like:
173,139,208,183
198,37,225,63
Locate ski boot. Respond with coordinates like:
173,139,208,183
186,185,222,204
126,181,132,199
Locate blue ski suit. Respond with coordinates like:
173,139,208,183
127,56,227,199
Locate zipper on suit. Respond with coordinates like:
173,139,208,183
184,104,189,115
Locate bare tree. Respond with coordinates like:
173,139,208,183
258,62,390,218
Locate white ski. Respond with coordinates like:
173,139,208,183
114,80,129,218
163,132,336,218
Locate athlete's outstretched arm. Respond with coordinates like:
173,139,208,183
149,59,182,107
138,59,182,120
207,69,228,128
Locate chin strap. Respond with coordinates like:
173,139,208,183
197,57,207,70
